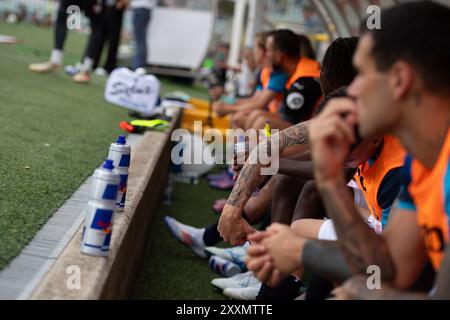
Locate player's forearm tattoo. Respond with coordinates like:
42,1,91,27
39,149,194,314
227,122,310,208
279,121,310,150
227,142,268,208
318,180,397,281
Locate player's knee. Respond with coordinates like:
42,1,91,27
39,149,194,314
291,219,315,238
301,180,318,196
243,200,260,222
274,174,297,193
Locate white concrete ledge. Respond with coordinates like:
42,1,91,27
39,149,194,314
30,111,179,299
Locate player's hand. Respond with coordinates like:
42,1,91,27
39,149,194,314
246,230,285,287
218,204,256,245
213,101,229,117
309,98,357,185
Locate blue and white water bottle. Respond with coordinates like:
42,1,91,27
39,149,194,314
81,159,119,257
108,135,131,211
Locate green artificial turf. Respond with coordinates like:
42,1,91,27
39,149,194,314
132,176,232,300
0,22,208,270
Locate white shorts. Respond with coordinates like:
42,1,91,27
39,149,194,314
317,219,337,241
347,180,368,209
367,214,383,234
318,215,382,241
317,181,378,240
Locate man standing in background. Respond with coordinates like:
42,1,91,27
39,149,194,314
130,0,157,74
28,0,99,73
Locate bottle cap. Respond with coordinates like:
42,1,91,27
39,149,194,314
116,135,126,145
102,159,115,170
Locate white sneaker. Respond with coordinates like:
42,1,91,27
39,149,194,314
164,216,207,258
205,245,247,270
64,64,80,76
29,61,61,73
223,284,261,300
135,67,146,76
211,271,261,291
94,68,107,76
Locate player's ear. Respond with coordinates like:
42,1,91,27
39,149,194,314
390,61,414,100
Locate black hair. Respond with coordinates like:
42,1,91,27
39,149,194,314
268,29,301,61
298,34,316,60
361,1,450,96
316,86,348,115
320,37,358,96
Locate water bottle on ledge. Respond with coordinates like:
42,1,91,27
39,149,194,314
81,159,119,257
108,135,131,212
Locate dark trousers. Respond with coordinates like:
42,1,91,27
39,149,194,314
84,4,125,72
54,0,96,50
132,8,151,69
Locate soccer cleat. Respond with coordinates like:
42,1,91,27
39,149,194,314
73,71,91,84
209,255,241,277
207,170,230,181
211,271,260,291
64,64,81,76
135,67,146,76
212,198,227,214
164,216,207,258
29,61,61,73
94,68,107,76
205,245,247,270
223,284,261,300
209,175,235,190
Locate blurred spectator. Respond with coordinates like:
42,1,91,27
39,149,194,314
28,0,100,74
130,0,157,73
73,0,128,83
303,5,322,32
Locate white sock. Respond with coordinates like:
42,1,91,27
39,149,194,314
192,228,206,247
50,49,63,65
81,57,94,72
175,219,206,247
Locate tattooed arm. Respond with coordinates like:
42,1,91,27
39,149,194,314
333,275,428,299
333,224,450,299
309,98,427,288
335,243,450,300
317,180,397,280
227,120,311,208
218,121,311,245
